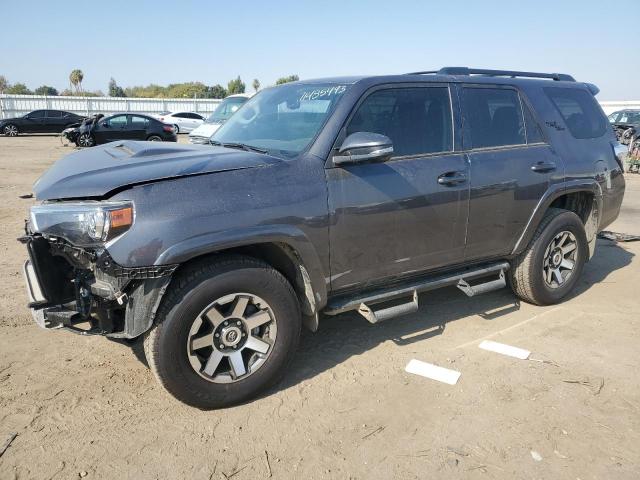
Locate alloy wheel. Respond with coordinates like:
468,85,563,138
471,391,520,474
78,133,94,147
542,231,578,289
187,293,277,383
4,125,18,136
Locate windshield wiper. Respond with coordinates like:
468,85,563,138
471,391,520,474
209,140,268,154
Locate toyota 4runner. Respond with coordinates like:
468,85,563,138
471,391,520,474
21,67,626,408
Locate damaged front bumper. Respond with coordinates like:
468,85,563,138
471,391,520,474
21,234,177,339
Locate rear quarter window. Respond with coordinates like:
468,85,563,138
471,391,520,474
544,87,607,139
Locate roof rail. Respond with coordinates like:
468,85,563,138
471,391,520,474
407,67,575,82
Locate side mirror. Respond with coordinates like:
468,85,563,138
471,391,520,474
101,122,109,128
334,132,393,166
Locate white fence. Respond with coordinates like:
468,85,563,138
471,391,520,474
0,94,222,119
1,94,638,119
599,101,640,115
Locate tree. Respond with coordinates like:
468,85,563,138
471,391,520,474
108,78,126,97
6,83,33,95
34,85,59,96
252,78,260,92
206,84,227,99
166,82,209,98
69,69,84,94
227,76,245,95
0,75,8,94
275,74,299,85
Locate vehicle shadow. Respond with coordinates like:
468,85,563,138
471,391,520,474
269,239,634,395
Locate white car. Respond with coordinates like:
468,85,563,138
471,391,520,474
153,112,205,134
188,94,251,144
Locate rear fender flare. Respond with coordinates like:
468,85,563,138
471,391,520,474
512,180,603,256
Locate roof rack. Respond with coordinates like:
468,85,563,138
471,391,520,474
407,67,575,82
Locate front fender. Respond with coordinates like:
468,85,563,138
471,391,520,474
153,224,328,309
511,179,603,256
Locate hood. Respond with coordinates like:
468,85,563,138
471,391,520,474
189,122,222,138
34,141,279,200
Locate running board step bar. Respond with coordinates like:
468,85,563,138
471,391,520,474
457,270,506,297
358,291,419,324
325,262,510,324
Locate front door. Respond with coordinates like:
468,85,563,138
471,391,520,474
94,114,129,143
327,85,469,292
22,110,46,133
459,85,561,260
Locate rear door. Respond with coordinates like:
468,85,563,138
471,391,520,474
44,110,65,133
128,115,150,139
327,84,469,291
460,85,561,260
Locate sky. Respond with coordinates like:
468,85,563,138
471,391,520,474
1,0,637,100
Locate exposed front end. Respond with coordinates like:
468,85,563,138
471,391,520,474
21,201,175,338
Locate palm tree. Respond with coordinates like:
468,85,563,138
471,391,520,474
69,69,84,95
252,78,260,92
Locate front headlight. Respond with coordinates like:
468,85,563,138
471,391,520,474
30,201,134,247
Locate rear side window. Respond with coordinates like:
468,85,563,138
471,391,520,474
346,87,453,156
544,87,606,139
522,101,545,143
462,87,525,149
130,116,150,128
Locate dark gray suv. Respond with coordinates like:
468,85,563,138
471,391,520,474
21,68,626,408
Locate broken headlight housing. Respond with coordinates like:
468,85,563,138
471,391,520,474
30,201,134,247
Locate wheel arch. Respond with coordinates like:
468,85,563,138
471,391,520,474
156,227,328,331
512,180,603,258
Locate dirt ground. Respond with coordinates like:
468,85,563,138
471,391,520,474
1,135,639,480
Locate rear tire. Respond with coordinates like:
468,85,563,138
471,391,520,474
147,135,162,141
143,255,301,409
509,208,587,305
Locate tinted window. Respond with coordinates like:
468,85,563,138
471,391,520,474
46,110,63,118
108,115,128,128
28,110,46,119
545,87,607,139
462,88,525,149
130,116,150,128
523,101,545,143
347,87,453,156
173,113,187,118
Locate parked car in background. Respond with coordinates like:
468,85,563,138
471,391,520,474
188,94,250,144
608,109,640,145
71,113,177,147
1,110,86,136
151,111,205,133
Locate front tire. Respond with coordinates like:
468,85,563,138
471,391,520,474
144,255,301,409
173,124,180,134
509,208,587,305
3,124,18,136
76,132,95,147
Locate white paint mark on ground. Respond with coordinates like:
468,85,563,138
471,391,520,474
405,359,461,385
479,340,531,360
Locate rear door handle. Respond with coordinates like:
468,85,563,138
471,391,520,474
438,171,467,186
531,161,556,173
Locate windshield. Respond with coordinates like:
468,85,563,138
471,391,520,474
212,83,349,157
206,97,248,124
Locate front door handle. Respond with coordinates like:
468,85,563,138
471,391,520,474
531,161,556,173
438,171,467,186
